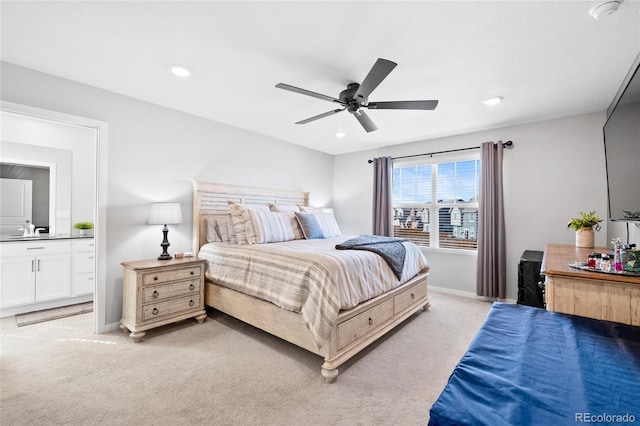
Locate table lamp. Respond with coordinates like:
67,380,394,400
148,202,183,260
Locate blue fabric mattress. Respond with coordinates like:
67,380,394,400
429,303,640,426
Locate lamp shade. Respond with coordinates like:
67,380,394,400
147,202,183,225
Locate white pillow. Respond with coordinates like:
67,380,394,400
312,212,342,238
268,203,300,213
249,210,303,243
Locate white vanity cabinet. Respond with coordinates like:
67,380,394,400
72,238,95,295
0,240,71,309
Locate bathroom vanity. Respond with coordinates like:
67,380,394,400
0,235,94,317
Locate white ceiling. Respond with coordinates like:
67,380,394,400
2,1,639,155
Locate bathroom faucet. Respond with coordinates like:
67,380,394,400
18,223,37,237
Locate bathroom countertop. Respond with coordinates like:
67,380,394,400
0,234,94,243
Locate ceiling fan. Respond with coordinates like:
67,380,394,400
275,58,438,133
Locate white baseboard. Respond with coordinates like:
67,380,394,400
429,285,516,304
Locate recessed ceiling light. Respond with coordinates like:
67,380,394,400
335,131,346,138
589,0,622,19
171,65,190,77
482,96,504,106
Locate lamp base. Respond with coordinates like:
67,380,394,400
158,224,172,261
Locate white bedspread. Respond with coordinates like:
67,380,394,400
198,236,429,349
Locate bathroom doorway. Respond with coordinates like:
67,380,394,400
0,101,107,333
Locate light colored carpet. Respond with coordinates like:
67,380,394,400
0,290,492,426
14,302,94,327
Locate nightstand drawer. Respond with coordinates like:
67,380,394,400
142,279,200,303
142,266,201,285
142,295,200,322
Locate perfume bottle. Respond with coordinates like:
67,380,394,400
613,238,623,272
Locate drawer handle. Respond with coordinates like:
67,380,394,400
189,300,195,307
153,276,158,281
152,307,159,315
368,317,373,326
189,283,195,291
153,290,159,298
411,293,415,300
190,271,195,275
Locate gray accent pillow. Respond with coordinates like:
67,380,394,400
294,212,325,239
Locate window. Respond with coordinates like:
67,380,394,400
392,155,480,251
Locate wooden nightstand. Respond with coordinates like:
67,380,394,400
120,257,207,342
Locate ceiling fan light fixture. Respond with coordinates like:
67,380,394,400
171,65,190,77
482,96,504,106
589,0,622,19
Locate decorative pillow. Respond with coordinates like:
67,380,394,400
268,203,300,213
249,210,303,243
206,218,221,242
313,211,342,237
294,212,325,239
206,214,237,243
228,201,270,245
216,214,236,243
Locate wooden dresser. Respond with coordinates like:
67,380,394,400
542,243,640,326
120,257,207,342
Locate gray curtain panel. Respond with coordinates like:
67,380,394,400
372,156,394,236
476,142,506,299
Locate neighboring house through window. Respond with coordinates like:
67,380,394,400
392,154,480,251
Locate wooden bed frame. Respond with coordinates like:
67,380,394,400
192,181,430,382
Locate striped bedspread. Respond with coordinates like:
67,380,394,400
198,236,429,349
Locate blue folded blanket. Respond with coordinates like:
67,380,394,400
335,235,408,279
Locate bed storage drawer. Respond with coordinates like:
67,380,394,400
337,299,394,350
394,281,427,314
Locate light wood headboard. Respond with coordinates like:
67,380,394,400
191,181,309,254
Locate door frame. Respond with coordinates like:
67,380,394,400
1,101,108,333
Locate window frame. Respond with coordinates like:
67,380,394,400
392,151,480,253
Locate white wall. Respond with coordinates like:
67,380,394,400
334,113,612,300
1,62,334,329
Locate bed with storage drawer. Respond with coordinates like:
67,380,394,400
192,181,430,382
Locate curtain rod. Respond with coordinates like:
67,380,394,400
367,140,513,163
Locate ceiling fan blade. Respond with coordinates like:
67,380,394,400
275,83,342,104
366,100,439,110
352,110,378,133
295,108,345,125
353,58,397,103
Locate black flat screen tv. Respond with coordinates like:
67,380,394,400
603,55,640,222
